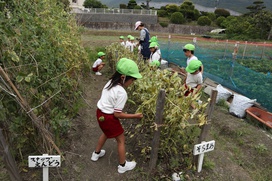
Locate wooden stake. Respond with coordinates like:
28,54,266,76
193,89,218,166
149,89,166,172
0,129,22,181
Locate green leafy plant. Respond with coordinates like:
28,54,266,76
0,0,88,159
105,43,210,178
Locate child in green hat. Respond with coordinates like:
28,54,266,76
92,52,106,76
149,42,161,64
184,59,203,97
91,58,143,174
119,36,125,46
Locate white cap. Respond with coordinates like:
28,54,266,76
134,21,142,30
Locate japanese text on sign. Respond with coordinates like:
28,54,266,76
193,140,215,155
28,155,61,168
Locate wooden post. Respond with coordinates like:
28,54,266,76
0,129,22,181
261,42,266,59
193,89,217,166
242,41,247,59
198,89,217,142
223,40,228,59
149,89,166,172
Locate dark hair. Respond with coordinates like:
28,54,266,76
183,49,194,54
199,66,202,71
106,71,136,90
140,22,144,27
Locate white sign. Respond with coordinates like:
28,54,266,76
28,155,61,168
193,140,215,155
193,141,215,173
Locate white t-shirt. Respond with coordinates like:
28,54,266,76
186,72,203,88
149,51,161,63
186,55,198,66
93,58,102,68
125,40,130,46
97,81,127,114
125,41,134,52
121,41,125,46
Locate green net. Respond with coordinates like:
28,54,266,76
160,41,272,112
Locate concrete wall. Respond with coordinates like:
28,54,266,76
75,13,158,25
76,14,215,35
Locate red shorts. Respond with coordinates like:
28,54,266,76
96,109,124,138
184,84,194,97
92,66,98,72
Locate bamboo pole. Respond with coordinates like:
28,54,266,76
0,66,62,156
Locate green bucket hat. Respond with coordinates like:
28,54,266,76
183,44,195,51
150,60,160,67
97,52,106,57
149,36,158,43
119,36,124,39
116,58,142,79
130,36,135,40
149,42,158,48
186,60,202,73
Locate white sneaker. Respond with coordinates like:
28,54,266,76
91,150,105,161
118,160,136,173
95,72,102,76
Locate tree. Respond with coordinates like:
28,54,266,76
83,0,107,8
166,4,180,15
216,16,226,27
214,8,230,18
170,12,185,24
119,4,127,9
180,1,199,21
246,0,266,16
127,0,137,9
197,16,211,26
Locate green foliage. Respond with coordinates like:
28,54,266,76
216,16,226,27
159,22,169,27
119,4,127,9
223,16,258,40
246,0,266,16
214,8,230,18
83,0,107,8
197,16,212,26
166,4,180,15
134,5,142,9
236,58,272,74
127,0,137,9
0,0,88,158
157,10,168,17
105,43,209,175
180,1,195,10
180,1,200,21
170,12,185,24
207,12,216,21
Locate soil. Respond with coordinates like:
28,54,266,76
19,67,272,181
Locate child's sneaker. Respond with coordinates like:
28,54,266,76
95,72,102,76
91,150,105,161
118,160,136,173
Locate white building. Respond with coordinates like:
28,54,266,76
69,0,84,8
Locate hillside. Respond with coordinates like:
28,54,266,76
100,0,272,14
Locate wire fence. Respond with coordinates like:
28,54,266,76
71,7,157,15
160,38,272,112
